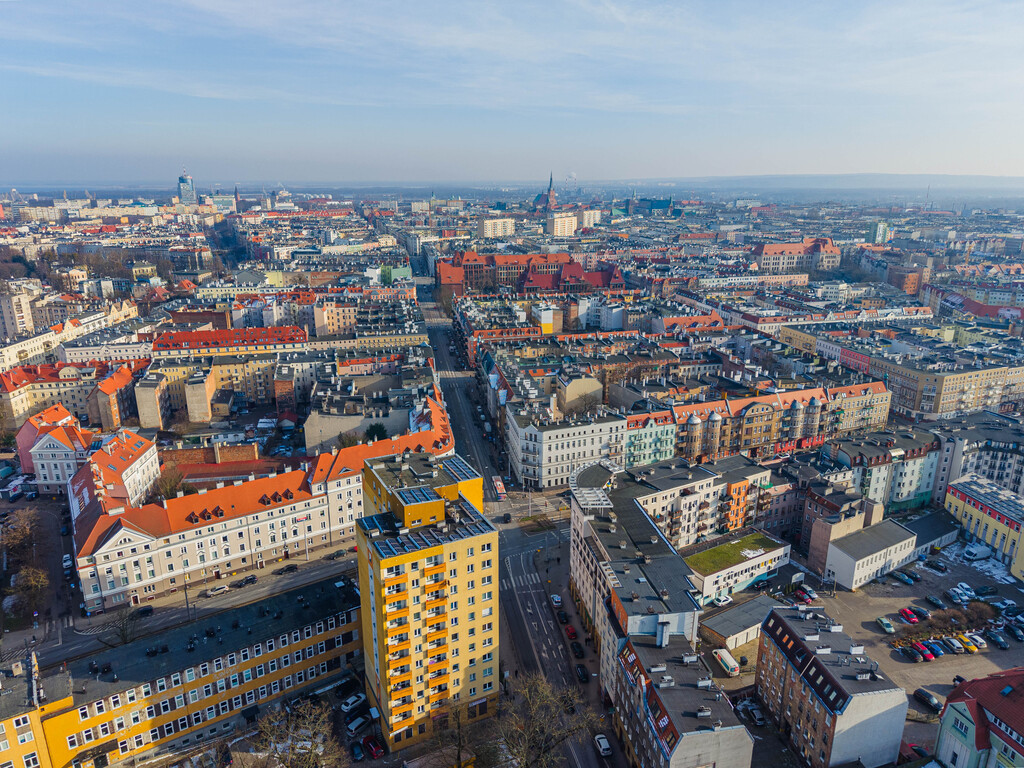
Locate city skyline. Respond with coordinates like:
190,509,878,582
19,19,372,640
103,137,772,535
3,1,1024,184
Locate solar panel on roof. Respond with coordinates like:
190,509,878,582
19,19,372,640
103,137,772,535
443,455,479,482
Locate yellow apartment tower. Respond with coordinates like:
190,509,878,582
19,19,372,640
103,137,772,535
358,451,499,751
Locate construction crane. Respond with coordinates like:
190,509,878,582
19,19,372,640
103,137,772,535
963,241,974,267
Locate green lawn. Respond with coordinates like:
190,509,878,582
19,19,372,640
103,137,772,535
684,533,782,575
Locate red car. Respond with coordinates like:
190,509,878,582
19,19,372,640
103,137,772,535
566,625,578,640
911,641,934,661
793,591,812,605
899,608,919,625
362,736,384,760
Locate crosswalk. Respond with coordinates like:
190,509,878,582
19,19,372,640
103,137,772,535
501,571,542,591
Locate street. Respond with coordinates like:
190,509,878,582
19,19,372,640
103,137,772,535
414,264,611,768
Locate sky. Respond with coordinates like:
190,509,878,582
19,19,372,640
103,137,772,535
2,0,1024,186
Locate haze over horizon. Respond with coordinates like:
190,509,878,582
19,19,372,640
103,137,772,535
3,1,1024,185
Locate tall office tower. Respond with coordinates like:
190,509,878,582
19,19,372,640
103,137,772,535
177,170,197,205
357,451,499,751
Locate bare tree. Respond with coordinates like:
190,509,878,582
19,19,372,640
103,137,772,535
492,673,599,768
250,700,349,768
337,430,360,449
427,702,501,768
14,566,49,615
153,468,196,501
3,508,38,562
575,391,601,416
105,604,141,645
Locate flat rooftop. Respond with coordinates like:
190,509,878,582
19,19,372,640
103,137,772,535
831,519,915,562
682,532,786,576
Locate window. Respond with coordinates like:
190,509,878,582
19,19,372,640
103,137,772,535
23,755,39,768
67,735,79,750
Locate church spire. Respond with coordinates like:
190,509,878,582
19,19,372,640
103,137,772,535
548,172,553,193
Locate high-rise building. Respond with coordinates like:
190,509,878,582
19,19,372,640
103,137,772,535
357,452,499,751
545,211,578,237
476,216,515,239
867,220,890,244
177,170,197,205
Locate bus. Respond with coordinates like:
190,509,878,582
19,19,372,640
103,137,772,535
712,648,740,677
492,476,507,501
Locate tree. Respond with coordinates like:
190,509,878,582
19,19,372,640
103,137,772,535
427,703,501,768
14,566,49,615
106,604,141,645
0,430,15,449
492,673,599,768
154,468,196,501
250,700,349,768
3,508,38,562
337,430,360,449
575,391,602,416
364,422,388,442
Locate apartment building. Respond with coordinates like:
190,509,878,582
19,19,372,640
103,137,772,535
506,410,627,488
15,403,77,474
0,578,361,768
567,462,753,768
150,326,307,359
756,607,907,768
944,475,1024,581
0,359,147,430
545,212,578,237
357,452,499,751
68,429,160,512
751,238,840,274
28,418,97,495
476,217,515,239
73,393,455,612
929,410,1024,502
0,291,36,337
935,668,1024,768
672,382,890,464
826,429,940,511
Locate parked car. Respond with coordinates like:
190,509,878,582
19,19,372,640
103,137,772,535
60,525,70,536
911,642,935,661
957,582,977,600
968,633,987,650
901,568,922,582
575,664,590,683
793,591,812,605
594,734,613,757
956,634,979,653
571,641,585,659
349,742,365,762
877,616,896,634
340,693,367,713
910,606,931,621
914,688,943,713
943,636,965,654
206,585,230,597
361,736,384,760
62,554,73,569
713,595,733,607
924,640,946,658
953,674,967,686
274,564,299,575
557,610,569,624
975,585,998,597
993,598,1018,612
892,571,915,586
985,629,1010,650
550,594,562,607
899,608,919,625
748,705,767,727
926,595,946,610
1006,624,1024,642
234,575,258,587
925,559,950,573
800,586,818,600
134,605,154,618
946,588,966,605
900,645,923,663
565,626,578,640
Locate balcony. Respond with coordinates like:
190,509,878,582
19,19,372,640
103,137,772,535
425,595,447,612
428,657,448,673
392,700,414,717
390,671,412,689
385,620,407,637
429,689,449,704
425,562,445,578
429,671,450,687
426,626,447,643
384,573,407,590
384,589,407,605
388,637,411,654
386,605,409,621
427,640,448,655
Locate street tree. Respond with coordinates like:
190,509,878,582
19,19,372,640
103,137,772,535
106,604,141,645
427,702,501,768
3,508,38,562
14,566,49,615
492,673,599,768
251,700,349,768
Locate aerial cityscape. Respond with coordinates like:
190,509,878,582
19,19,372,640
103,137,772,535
4,4,1024,768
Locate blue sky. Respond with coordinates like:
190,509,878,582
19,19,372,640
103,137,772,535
2,0,1023,185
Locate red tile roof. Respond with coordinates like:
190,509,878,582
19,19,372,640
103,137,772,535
152,326,307,351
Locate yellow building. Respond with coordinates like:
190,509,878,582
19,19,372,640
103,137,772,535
1,578,361,768
358,452,499,751
945,475,1024,580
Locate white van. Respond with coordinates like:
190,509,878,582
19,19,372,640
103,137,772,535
346,716,369,738
712,648,740,677
206,585,230,597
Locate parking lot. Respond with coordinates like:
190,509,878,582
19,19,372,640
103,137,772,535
818,545,1023,732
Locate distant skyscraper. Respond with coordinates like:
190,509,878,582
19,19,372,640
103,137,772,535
177,170,197,205
867,220,890,244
